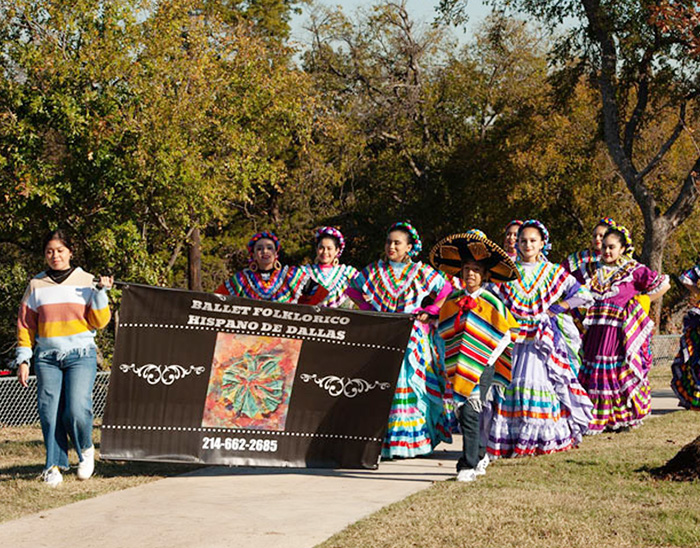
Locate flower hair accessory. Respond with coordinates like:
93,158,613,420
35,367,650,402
598,217,616,228
389,221,422,257
314,226,346,257
247,231,280,259
505,219,523,232
606,221,635,258
518,219,552,256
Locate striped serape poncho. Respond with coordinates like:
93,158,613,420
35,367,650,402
438,287,519,400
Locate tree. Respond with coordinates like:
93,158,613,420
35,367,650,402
439,0,700,274
0,0,338,363
651,1,700,57
303,5,627,261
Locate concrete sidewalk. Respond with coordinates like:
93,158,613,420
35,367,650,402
0,391,684,548
1,442,461,548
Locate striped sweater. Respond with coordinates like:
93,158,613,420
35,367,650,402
15,267,111,366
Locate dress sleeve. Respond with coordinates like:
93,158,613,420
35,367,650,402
214,282,230,295
348,265,368,293
679,265,700,286
286,266,311,303
427,265,447,294
491,280,512,308
560,271,593,310
633,264,668,295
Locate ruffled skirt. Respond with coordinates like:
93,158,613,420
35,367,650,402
671,310,700,410
484,322,592,457
382,323,452,458
579,301,653,432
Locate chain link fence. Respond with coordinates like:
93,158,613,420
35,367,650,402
0,371,110,427
651,334,680,367
0,336,684,428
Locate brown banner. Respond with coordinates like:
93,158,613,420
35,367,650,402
100,284,413,469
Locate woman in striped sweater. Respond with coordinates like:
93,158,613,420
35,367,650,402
15,229,113,487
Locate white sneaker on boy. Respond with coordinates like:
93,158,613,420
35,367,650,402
475,455,490,476
41,466,63,487
77,446,95,480
456,468,478,483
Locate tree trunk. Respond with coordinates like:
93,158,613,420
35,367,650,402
188,226,202,292
640,218,672,327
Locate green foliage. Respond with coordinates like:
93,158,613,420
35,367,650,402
2,0,700,370
0,0,338,365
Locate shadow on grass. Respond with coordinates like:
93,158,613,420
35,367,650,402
0,461,202,481
0,439,44,449
561,459,600,467
651,408,680,416
0,463,45,480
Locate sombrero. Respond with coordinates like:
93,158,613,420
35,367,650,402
429,229,519,282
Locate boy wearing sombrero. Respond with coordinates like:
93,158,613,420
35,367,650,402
430,230,520,482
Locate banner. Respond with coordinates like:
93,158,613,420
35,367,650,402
101,284,414,469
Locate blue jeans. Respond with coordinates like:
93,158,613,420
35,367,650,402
35,347,97,471
456,366,495,472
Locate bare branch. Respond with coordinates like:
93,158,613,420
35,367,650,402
637,103,686,181
664,157,700,227
623,46,654,159
165,225,196,271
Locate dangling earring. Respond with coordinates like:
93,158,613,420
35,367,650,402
332,257,340,266
273,260,282,271
249,261,258,272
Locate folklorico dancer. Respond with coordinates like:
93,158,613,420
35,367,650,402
216,231,323,304
573,222,670,432
347,221,453,458
431,229,520,482
671,262,700,410
503,220,523,262
564,217,616,275
302,227,358,308
484,219,594,457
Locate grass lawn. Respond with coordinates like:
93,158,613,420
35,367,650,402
318,372,700,548
0,424,200,524
2,365,698,548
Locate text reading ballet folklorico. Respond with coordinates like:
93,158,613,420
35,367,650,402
100,283,413,469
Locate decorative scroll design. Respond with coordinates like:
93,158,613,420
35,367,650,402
299,373,390,398
119,363,206,386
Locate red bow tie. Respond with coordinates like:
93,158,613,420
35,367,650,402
454,295,478,330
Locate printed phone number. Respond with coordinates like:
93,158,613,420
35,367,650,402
201,436,278,452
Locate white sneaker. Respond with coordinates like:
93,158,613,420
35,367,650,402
475,455,490,476
41,466,63,487
77,446,95,480
456,468,477,483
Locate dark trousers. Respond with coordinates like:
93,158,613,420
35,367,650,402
456,366,494,472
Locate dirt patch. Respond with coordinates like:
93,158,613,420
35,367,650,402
651,435,700,481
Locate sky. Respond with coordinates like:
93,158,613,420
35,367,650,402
289,0,494,47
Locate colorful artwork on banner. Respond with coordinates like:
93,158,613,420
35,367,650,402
202,334,302,430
